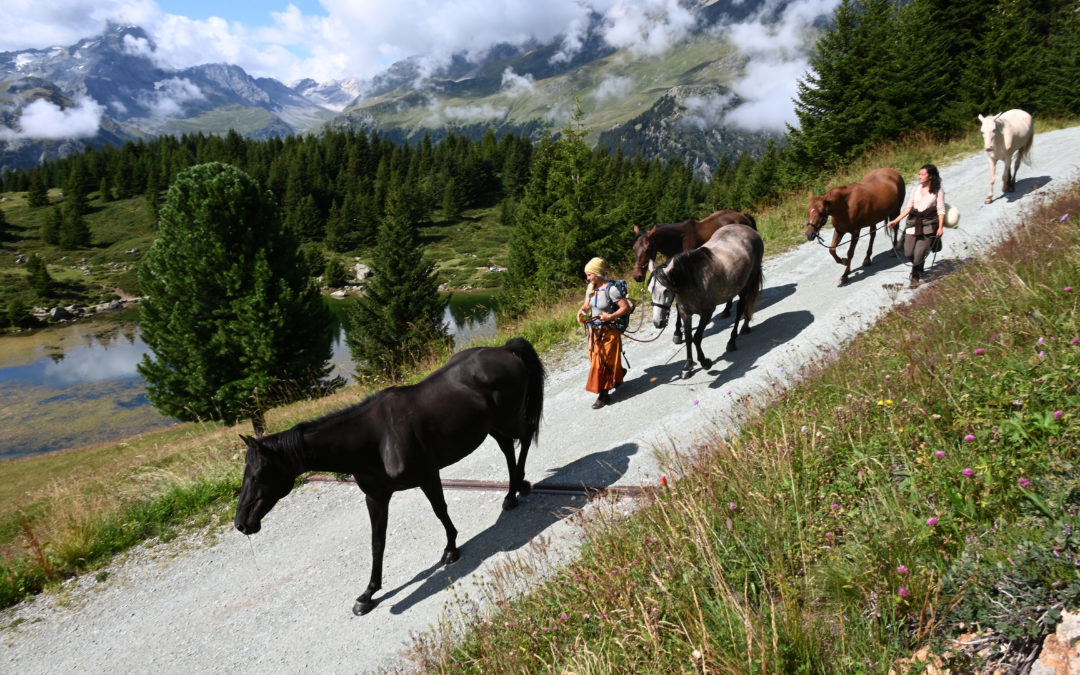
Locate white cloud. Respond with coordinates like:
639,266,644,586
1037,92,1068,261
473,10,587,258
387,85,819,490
598,0,696,57
138,77,206,117
593,75,634,102
0,96,104,140
721,0,842,132
681,93,736,131
501,68,535,96
429,102,505,124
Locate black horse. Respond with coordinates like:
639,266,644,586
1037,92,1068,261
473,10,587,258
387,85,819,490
233,337,545,616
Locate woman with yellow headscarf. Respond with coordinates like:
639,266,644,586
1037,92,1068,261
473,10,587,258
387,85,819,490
576,257,630,408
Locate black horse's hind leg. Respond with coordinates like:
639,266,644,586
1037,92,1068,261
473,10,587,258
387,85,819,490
718,300,733,319
727,298,746,351
419,476,460,567
354,490,391,616
492,432,529,510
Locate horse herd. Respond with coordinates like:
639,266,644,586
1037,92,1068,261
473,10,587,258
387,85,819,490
233,109,1034,616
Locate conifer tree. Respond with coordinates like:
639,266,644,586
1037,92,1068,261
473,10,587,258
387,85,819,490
27,173,48,208
25,253,53,296
41,206,62,245
344,180,449,382
138,162,337,434
59,202,91,249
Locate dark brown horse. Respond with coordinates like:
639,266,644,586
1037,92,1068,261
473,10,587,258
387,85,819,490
805,168,904,285
632,210,757,337
233,337,545,616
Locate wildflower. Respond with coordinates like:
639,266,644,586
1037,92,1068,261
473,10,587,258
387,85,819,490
1038,337,1045,345
963,434,976,442
1061,213,1070,222
1054,411,1064,420
693,400,699,406
927,517,938,527
1018,477,1032,488
1073,337,1080,345
973,348,986,355
898,587,910,598
1039,352,1045,359
897,565,909,575
1065,285,1073,291
935,450,946,459
831,503,840,510
560,613,568,620
962,468,974,478
728,502,736,511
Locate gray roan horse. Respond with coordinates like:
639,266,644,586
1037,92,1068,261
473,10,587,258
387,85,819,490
978,109,1033,204
649,224,764,378
233,337,545,616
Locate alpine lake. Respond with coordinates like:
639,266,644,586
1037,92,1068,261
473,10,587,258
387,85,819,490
0,291,497,460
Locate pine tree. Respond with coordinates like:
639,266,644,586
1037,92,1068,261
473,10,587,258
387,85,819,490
41,206,62,245
344,181,449,382
25,253,53,296
27,173,48,208
59,202,91,249
138,162,337,434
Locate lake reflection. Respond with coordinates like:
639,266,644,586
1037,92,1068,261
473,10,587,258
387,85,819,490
0,294,497,459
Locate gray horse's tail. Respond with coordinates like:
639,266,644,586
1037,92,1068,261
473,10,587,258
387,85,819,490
504,337,545,445
739,237,765,322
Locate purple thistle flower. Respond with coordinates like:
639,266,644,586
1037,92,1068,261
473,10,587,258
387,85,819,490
898,587,910,598
897,565,909,575
1054,410,1064,420
1073,337,1080,345
1038,337,1045,345
927,517,938,527
831,503,840,510
962,467,974,477
963,434,976,442
1039,351,1045,359
935,450,946,459
729,502,736,511
1065,286,1073,292
973,348,986,355
1018,477,1032,488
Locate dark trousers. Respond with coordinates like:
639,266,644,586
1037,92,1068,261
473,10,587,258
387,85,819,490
903,231,934,279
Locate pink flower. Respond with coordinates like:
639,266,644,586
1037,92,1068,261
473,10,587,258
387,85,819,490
729,502,736,511
1073,337,1080,345
898,587,910,598
1018,477,1032,488
897,565,909,575
1065,286,1073,291
830,503,840,510
963,434,976,442
926,517,938,527
973,348,986,355
935,450,946,459
962,468,974,478
1054,410,1064,420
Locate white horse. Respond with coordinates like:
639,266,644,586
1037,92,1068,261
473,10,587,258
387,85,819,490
978,109,1033,204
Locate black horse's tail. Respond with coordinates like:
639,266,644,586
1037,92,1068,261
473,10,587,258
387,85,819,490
742,212,758,231
504,337,545,444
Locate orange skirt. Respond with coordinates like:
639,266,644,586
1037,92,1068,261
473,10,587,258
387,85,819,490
586,326,626,394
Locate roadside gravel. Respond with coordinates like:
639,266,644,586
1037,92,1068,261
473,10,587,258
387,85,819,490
4,126,1080,674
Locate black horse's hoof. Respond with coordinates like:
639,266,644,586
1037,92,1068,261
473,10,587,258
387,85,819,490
353,597,377,616
673,334,684,344
700,358,713,369
680,368,693,379
442,548,461,565
726,342,737,352
518,480,532,497
502,494,519,510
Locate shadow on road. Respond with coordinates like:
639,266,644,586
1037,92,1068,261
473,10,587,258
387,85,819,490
379,442,640,615
1003,175,1052,203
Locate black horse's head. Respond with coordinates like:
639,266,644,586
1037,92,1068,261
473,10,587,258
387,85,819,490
806,192,830,241
631,225,656,282
234,434,296,535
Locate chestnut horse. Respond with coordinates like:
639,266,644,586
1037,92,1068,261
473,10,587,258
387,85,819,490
805,168,904,285
632,210,756,337
978,109,1033,204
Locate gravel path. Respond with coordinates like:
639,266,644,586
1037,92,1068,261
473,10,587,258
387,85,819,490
4,126,1080,674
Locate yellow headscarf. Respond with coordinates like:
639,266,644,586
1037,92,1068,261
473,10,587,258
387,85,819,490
584,257,607,277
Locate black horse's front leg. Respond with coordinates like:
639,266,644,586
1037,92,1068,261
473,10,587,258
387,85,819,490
673,312,684,344
354,491,390,616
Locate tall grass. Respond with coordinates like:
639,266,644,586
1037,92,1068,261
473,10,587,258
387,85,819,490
404,186,1080,672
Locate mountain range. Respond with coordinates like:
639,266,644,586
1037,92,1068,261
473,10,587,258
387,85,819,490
0,2,799,176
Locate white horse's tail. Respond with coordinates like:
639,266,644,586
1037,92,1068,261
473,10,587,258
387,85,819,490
1017,123,1034,166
